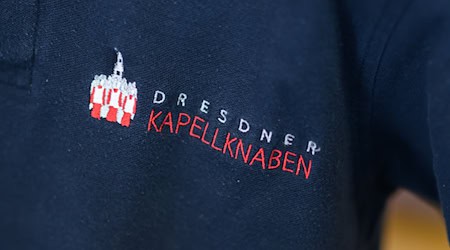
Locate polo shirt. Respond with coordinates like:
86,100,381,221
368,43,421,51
1,0,450,249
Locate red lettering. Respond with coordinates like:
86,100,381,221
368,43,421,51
222,133,237,158
250,147,266,169
201,122,211,145
175,112,191,134
282,151,296,173
235,139,252,164
268,149,282,169
296,155,312,179
147,109,314,180
210,128,222,152
147,109,162,132
189,116,204,139
159,112,174,133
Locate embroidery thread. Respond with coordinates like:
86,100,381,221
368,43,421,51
89,50,138,127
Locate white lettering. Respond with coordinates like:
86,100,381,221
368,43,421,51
238,119,250,133
306,141,321,155
284,134,295,146
177,93,187,106
260,129,272,143
200,100,210,114
153,90,165,104
218,109,228,123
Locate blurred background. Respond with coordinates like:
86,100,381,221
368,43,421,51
381,190,449,250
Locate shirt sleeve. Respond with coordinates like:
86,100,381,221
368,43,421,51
370,0,450,239
426,0,450,235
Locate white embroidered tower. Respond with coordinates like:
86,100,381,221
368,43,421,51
114,51,124,77
89,50,138,127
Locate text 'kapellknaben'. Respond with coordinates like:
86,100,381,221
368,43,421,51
146,90,320,179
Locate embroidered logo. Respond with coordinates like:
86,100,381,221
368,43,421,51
86,50,321,180
89,50,137,127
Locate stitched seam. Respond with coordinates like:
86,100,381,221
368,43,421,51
357,0,391,74
368,0,415,129
355,1,415,246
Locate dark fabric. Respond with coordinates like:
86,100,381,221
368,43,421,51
1,0,449,249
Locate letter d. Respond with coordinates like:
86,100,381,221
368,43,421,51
153,90,166,104
238,118,250,133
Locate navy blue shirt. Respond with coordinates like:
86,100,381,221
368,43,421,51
1,0,450,249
